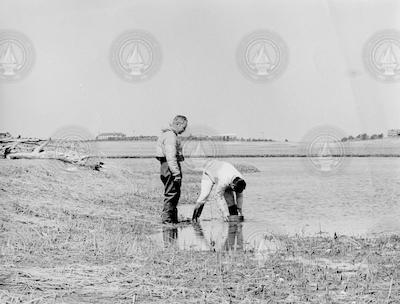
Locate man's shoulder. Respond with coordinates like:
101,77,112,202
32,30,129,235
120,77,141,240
160,129,177,140
165,129,177,135
212,160,232,171
216,161,243,179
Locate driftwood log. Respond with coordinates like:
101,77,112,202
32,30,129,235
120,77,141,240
0,138,42,144
2,138,103,171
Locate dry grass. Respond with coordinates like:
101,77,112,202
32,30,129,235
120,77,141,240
0,159,399,303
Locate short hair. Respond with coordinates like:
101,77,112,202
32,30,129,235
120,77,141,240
173,115,187,125
232,177,246,193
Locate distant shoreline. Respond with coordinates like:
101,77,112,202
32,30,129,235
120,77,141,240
2,137,399,159
2,137,400,144
99,154,400,158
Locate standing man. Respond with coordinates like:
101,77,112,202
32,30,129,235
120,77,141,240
192,160,246,222
156,115,188,224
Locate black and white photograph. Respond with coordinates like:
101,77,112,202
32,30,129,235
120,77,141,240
1,0,400,303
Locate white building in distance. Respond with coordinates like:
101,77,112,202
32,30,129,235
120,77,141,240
388,129,400,137
96,132,126,140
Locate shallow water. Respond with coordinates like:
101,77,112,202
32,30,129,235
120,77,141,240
96,139,400,157
151,157,400,251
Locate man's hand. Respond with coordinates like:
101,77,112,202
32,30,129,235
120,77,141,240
192,203,205,222
173,175,182,184
237,208,243,216
221,209,230,222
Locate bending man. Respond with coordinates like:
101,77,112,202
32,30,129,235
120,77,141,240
192,160,246,222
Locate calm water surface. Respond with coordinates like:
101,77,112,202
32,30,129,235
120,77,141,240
151,157,400,250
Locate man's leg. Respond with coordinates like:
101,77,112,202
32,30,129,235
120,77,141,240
160,162,181,223
224,189,238,215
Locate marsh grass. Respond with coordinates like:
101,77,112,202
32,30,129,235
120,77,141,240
1,159,399,303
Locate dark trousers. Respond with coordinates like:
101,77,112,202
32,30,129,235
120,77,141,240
228,205,238,215
160,161,181,223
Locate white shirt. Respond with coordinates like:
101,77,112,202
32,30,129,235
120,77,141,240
204,160,244,194
196,160,244,217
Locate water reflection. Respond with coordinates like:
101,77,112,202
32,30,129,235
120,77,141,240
154,157,400,252
159,221,244,251
162,226,178,245
223,222,243,251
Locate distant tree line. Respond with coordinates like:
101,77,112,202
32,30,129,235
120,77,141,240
182,135,275,142
124,136,158,141
95,136,158,141
341,133,384,142
95,135,275,142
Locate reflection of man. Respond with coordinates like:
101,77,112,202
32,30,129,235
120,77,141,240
192,160,246,222
162,227,178,247
156,115,188,224
224,222,243,251
192,222,243,251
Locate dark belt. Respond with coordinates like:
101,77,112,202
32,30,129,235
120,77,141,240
156,156,184,163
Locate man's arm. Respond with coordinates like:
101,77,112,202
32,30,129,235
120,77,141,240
236,192,244,215
164,132,181,177
192,173,214,221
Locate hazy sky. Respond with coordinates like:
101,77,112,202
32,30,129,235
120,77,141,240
0,0,400,141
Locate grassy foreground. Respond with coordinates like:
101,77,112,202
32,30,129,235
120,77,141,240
0,159,399,303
